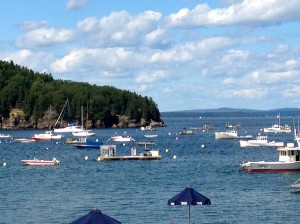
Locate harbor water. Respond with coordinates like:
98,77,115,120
1,115,300,223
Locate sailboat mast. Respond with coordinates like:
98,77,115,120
81,106,84,128
54,99,69,128
86,103,89,129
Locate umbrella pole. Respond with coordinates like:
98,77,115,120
189,205,191,224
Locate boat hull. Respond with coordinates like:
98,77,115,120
241,161,300,172
54,126,85,133
215,131,238,140
110,136,135,142
21,159,60,166
239,140,284,147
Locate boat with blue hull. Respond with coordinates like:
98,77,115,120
73,140,103,149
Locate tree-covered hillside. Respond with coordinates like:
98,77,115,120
0,60,161,128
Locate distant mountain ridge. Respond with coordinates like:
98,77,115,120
162,108,300,117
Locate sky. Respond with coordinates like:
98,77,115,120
1,0,300,112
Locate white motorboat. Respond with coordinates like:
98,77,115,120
0,133,11,138
21,158,60,166
72,130,96,137
263,124,291,133
240,143,300,172
32,131,62,141
263,113,291,133
144,134,158,138
239,135,284,147
14,138,36,143
215,130,238,139
110,135,135,142
140,125,157,131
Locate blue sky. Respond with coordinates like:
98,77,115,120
1,0,300,112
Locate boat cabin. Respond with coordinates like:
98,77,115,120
277,143,300,162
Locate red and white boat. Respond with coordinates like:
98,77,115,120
21,158,60,166
241,142,300,172
32,131,62,141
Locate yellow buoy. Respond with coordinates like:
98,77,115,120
173,155,177,160
2,162,7,167
84,155,89,160
166,149,169,153
201,144,205,148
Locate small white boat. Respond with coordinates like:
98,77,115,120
21,158,60,166
240,143,300,172
178,130,195,135
14,138,36,143
263,124,291,133
226,123,240,129
32,131,62,141
141,126,157,131
144,134,158,138
215,130,238,139
110,135,135,142
72,130,96,137
239,135,284,147
263,113,291,133
0,133,11,138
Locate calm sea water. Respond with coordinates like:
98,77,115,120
1,115,300,224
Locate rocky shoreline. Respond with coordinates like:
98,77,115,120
0,108,165,130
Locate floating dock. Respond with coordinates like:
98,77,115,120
98,145,161,161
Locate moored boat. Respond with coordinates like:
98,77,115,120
240,143,300,172
109,135,135,142
178,128,195,135
239,135,284,147
14,138,36,143
140,125,157,131
54,124,85,133
263,124,291,133
32,130,62,141
98,145,161,161
215,130,238,139
0,133,11,138
73,140,103,149
144,134,158,138
72,130,96,137
263,113,291,133
21,158,60,166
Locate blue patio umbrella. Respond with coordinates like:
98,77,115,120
70,208,121,224
167,187,211,224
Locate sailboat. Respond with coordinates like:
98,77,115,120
72,105,96,137
53,100,85,133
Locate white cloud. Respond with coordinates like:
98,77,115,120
77,10,162,47
284,84,300,97
135,70,168,84
16,27,75,48
65,0,87,10
18,20,47,31
223,88,268,99
1,49,54,73
165,0,300,28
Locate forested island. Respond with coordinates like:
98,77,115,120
0,60,163,129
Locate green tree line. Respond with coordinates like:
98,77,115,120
0,60,161,127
